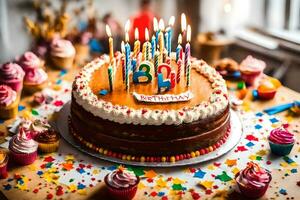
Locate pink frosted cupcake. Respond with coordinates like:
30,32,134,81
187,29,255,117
235,162,272,199
50,39,75,69
18,51,42,72
0,148,8,179
0,63,25,93
9,127,38,166
240,56,265,86
105,166,139,200
23,68,48,94
0,85,19,119
268,127,294,156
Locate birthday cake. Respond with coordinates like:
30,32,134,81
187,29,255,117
70,17,230,162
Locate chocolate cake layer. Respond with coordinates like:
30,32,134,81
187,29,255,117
70,97,230,156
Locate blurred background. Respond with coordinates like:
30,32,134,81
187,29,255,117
0,0,299,91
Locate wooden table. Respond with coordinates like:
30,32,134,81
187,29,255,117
0,66,299,200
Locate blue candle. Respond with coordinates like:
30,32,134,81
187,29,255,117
176,34,182,62
125,33,131,90
167,16,175,56
164,31,168,52
151,36,156,59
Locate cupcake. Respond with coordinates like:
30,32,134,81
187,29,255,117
9,127,38,166
23,68,48,94
105,166,140,200
74,32,92,64
235,162,272,199
213,58,240,79
0,85,18,119
18,51,42,72
50,39,75,69
33,121,60,153
0,62,25,93
268,127,294,156
0,148,8,179
240,56,265,86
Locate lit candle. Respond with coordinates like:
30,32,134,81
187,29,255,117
167,16,175,56
153,17,159,45
158,19,165,61
176,34,183,62
151,35,156,59
121,41,125,82
185,25,191,87
133,28,140,58
181,13,187,36
177,59,182,83
106,25,114,62
125,20,131,91
143,28,151,61
108,66,113,91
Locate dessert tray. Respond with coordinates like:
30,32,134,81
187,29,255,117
57,102,243,167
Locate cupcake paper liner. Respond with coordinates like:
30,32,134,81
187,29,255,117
38,140,59,153
105,174,139,200
0,156,8,179
23,81,48,95
51,55,74,70
268,139,294,156
0,100,19,120
235,172,271,199
241,71,262,86
9,148,37,166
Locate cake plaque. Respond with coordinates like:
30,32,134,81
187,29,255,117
133,91,193,103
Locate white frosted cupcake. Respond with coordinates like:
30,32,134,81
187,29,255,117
50,39,75,69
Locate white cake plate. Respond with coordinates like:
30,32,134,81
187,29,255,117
57,102,243,167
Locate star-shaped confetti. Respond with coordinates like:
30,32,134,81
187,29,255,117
225,159,237,167
194,170,206,179
215,171,232,182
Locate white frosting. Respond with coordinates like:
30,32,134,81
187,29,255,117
72,57,229,126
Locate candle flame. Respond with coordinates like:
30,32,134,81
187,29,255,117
145,28,149,41
178,34,182,44
125,32,129,42
121,41,125,53
181,13,187,32
105,25,112,37
168,16,175,27
153,17,158,31
158,19,165,31
125,20,130,33
187,25,191,42
134,28,139,40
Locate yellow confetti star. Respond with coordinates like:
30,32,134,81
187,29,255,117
77,189,87,195
231,167,240,175
172,177,185,185
144,170,157,179
156,178,167,188
225,159,237,167
68,184,77,192
65,154,75,162
92,169,100,175
249,155,256,161
280,162,288,167
138,182,146,189
256,149,268,156
207,164,216,170
198,180,213,189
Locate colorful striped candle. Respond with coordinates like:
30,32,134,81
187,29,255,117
184,25,191,76
151,36,156,59
108,66,113,91
154,52,159,76
186,60,191,87
133,28,140,58
177,59,182,83
176,34,182,62
167,16,175,56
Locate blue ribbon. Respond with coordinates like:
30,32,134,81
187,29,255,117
263,101,300,115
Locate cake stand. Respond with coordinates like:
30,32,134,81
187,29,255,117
57,102,243,167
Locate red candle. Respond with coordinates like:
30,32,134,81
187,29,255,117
170,70,176,89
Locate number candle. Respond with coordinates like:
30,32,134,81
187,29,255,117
186,25,191,87
133,61,153,83
157,73,171,93
133,28,140,59
153,17,159,45
177,59,182,83
151,35,156,59
158,19,165,62
108,66,113,91
106,25,114,62
185,25,191,76
176,34,183,62
167,16,175,56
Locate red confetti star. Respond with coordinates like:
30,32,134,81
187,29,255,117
43,156,55,163
150,191,157,197
245,134,258,141
46,194,53,199
235,146,248,152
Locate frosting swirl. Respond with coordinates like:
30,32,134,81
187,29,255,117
0,85,17,106
236,162,271,189
269,127,294,145
106,169,138,189
240,56,265,74
50,39,75,57
18,51,40,71
35,128,59,143
0,62,25,83
24,68,48,85
9,128,38,154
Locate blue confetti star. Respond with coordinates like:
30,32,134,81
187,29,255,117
291,169,297,173
255,112,264,117
193,169,206,179
254,124,262,130
3,184,11,190
269,117,279,123
99,89,108,96
246,142,255,147
77,183,86,190
107,165,117,171
77,168,85,174
36,171,43,176
18,105,25,111
279,188,287,195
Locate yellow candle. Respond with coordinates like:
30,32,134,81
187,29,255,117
158,19,165,58
133,28,140,58
106,25,114,61
142,28,151,61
